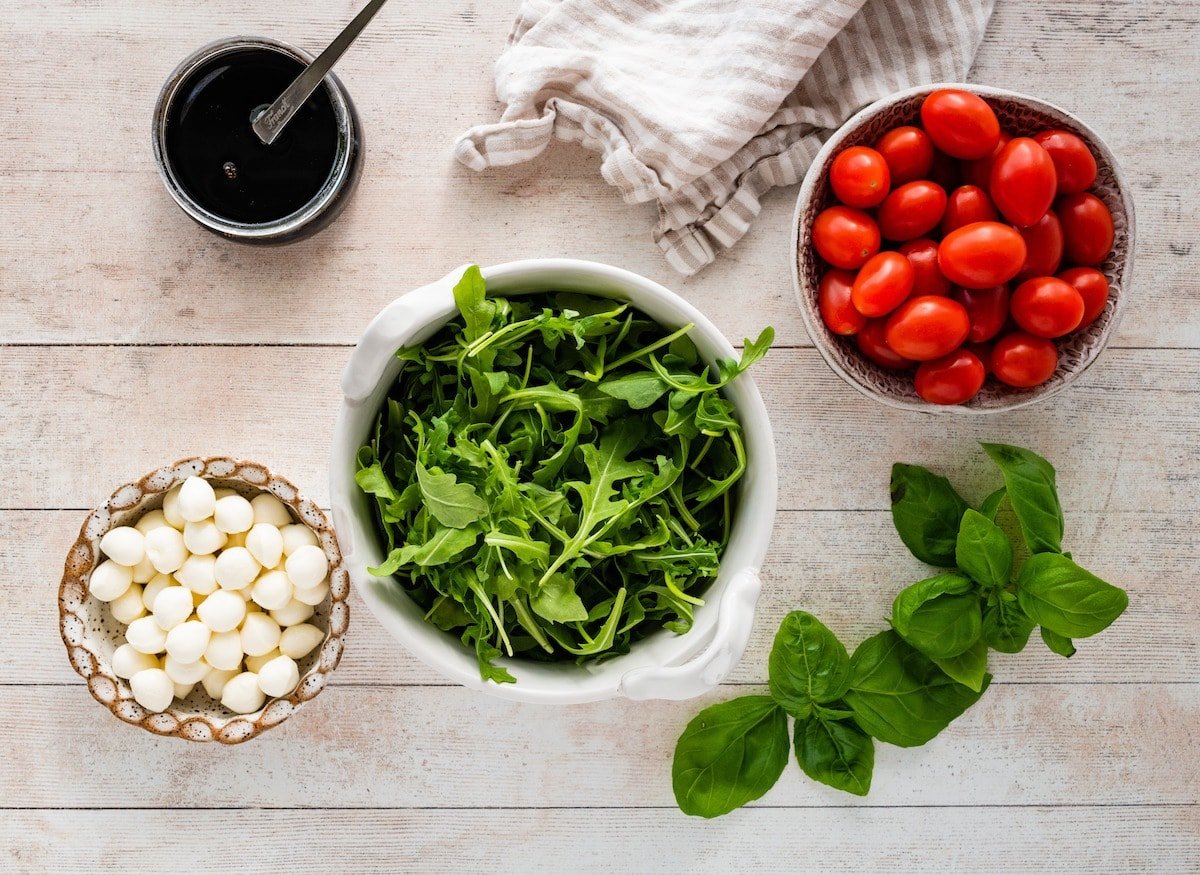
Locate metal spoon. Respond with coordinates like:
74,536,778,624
252,0,388,145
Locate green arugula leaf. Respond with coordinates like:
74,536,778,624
1016,553,1128,638
530,574,588,623
452,264,495,343
369,525,481,574
672,696,789,818
891,573,982,659
794,713,874,796
981,443,1064,554
767,611,850,718
355,462,399,502
982,590,1036,653
955,508,1013,588
890,463,969,566
1040,627,1077,658
415,462,488,529
597,372,669,409
931,639,989,692
844,630,988,747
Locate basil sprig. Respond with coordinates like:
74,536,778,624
672,443,1129,817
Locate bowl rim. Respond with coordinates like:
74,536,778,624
58,456,349,744
790,81,1137,415
330,258,778,704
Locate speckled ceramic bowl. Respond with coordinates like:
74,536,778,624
792,83,1135,414
58,457,349,744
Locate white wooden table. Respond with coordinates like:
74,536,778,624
3,1,1197,870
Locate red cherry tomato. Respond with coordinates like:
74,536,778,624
856,318,913,370
915,349,986,405
920,89,1001,159
1034,129,1098,195
1058,266,1110,328
991,332,1058,388
898,239,952,296
953,285,1010,343
818,269,868,335
830,146,892,209
875,126,934,184
962,132,1011,189
942,185,998,235
877,181,948,241
812,206,881,269
1056,193,1115,266
1011,277,1085,338
1015,211,1064,281
990,137,1058,227
884,296,971,361
851,252,916,317
938,221,1027,288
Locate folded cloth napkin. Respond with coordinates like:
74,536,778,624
455,0,995,275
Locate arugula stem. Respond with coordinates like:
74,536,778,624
604,323,695,374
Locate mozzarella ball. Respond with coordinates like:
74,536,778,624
99,526,145,567
240,613,281,657
165,620,211,664
130,553,157,583
183,519,227,556
130,668,175,712
178,476,216,522
270,599,315,627
110,584,146,624
111,643,158,679
214,494,255,534
245,523,284,569
280,524,319,557
197,590,246,633
126,616,168,654
251,569,293,611
173,681,195,700
144,526,187,574
292,582,329,607
204,629,244,671
151,585,194,630
175,554,217,595
134,509,170,535
161,485,186,529
89,560,133,602
250,493,292,527
214,547,260,591
142,573,172,608
221,672,266,714
285,545,328,590
245,648,280,673
279,623,325,659
257,655,300,698
164,652,210,684
202,667,237,699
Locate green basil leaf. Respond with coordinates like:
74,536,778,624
931,639,989,693
982,590,1036,653
979,487,1007,521
672,696,789,818
890,463,969,566
955,509,1013,588
416,462,488,529
845,630,988,748
981,443,1064,554
794,714,874,796
1040,627,1077,658
891,573,981,659
767,611,850,718
1016,553,1128,638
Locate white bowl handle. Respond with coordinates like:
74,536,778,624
341,264,468,406
618,567,762,701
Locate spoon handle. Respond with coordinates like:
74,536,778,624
253,0,388,145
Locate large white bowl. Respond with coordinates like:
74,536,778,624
331,260,777,704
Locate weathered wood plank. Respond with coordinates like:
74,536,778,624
1,683,1195,808
12,508,1194,686
4,806,1196,873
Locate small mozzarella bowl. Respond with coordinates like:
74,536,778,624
58,457,349,743
792,83,1135,414
331,259,777,705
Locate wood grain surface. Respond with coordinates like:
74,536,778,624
1,0,1197,871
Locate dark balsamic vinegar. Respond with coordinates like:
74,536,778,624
164,48,339,224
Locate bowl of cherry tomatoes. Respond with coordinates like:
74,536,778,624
792,83,1134,411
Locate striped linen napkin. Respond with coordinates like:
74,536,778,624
455,0,995,275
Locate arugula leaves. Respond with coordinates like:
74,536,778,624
358,267,773,681
672,443,1129,816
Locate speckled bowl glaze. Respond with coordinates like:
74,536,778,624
58,457,349,743
792,83,1135,414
